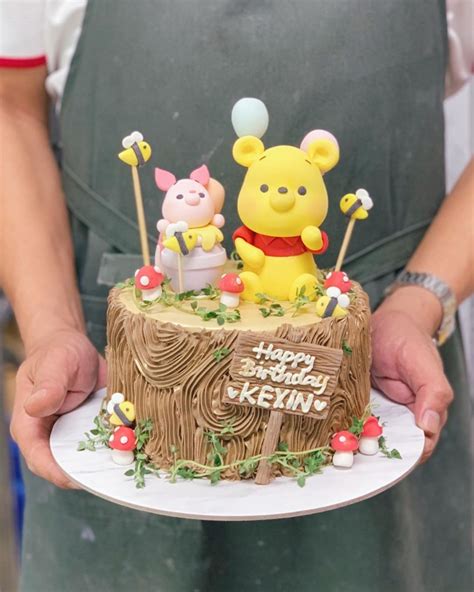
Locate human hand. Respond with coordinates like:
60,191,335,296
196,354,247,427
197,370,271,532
11,330,106,488
301,226,323,251
371,286,453,462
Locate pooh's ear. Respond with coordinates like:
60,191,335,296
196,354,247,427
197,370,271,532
232,136,265,168
306,138,340,174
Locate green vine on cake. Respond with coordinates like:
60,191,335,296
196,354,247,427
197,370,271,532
121,277,242,326
256,284,324,319
124,419,160,488
77,412,113,451
78,408,401,489
190,301,241,325
377,436,402,459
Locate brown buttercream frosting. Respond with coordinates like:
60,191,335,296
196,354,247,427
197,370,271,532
106,282,371,479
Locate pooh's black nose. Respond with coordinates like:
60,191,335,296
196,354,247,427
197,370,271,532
278,187,288,194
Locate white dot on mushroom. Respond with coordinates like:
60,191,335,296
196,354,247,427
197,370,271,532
120,436,128,444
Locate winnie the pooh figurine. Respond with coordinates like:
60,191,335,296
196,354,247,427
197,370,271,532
232,125,340,302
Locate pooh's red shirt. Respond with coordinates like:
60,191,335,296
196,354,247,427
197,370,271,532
232,226,329,257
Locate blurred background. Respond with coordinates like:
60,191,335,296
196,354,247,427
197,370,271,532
0,43,472,592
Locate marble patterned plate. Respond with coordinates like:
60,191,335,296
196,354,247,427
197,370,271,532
50,388,424,521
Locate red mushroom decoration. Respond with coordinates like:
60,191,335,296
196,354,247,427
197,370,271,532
134,265,164,302
330,430,359,468
218,273,244,308
324,271,352,293
359,416,383,455
108,426,136,465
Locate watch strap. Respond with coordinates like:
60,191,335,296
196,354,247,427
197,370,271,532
384,270,457,346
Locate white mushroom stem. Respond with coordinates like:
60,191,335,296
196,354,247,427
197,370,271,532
220,292,240,309
111,449,135,466
142,286,162,302
332,450,354,468
359,436,380,455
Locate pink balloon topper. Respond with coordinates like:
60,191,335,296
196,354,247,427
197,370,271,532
300,130,339,175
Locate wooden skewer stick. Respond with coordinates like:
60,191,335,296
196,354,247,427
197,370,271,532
131,165,150,267
255,411,283,485
334,218,356,272
177,253,184,294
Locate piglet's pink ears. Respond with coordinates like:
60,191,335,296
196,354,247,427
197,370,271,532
155,168,177,191
189,164,210,187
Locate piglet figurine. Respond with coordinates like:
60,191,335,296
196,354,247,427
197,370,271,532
156,165,225,234
155,165,227,292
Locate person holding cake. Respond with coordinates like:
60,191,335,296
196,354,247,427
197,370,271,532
1,1,473,591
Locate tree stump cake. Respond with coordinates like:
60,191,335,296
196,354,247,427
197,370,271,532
106,281,371,480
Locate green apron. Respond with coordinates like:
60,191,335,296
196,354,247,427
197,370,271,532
21,1,471,591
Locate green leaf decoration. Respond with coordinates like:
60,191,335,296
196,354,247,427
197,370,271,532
210,470,222,484
213,347,232,363
77,412,113,452
297,474,307,488
349,416,365,437
378,436,402,459
342,341,353,355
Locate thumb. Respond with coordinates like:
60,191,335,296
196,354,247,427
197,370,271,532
413,380,453,437
25,347,79,418
400,341,454,437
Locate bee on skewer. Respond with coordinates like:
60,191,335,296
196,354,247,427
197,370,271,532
335,188,374,272
118,131,152,167
117,130,153,266
340,188,373,220
162,221,198,255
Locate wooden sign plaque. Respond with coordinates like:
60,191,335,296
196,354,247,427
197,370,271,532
222,333,343,485
223,334,343,420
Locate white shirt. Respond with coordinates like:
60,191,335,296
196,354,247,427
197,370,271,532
0,0,472,106
0,0,86,107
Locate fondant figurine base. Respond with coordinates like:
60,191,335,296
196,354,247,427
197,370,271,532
161,245,227,292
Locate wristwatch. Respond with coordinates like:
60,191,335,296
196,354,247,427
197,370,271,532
384,270,457,346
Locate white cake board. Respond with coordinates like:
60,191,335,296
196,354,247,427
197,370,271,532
50,388,424,521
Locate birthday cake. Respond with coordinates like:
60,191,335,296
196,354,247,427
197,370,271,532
95,99,385,486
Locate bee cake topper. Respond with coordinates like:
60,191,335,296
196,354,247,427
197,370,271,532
335,188,374,272
118,130,153,266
